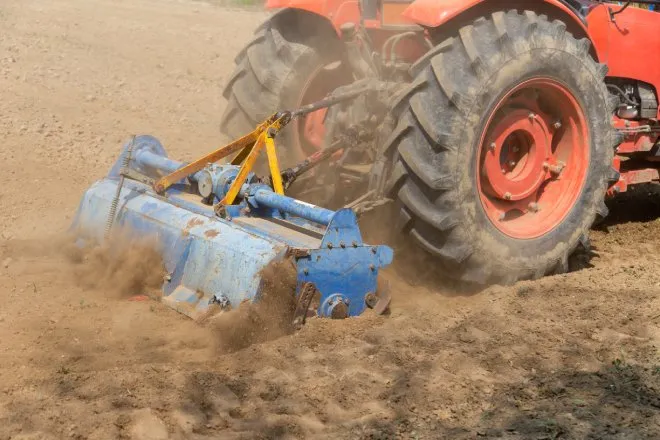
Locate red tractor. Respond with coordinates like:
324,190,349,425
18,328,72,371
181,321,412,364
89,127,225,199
221,0,660,285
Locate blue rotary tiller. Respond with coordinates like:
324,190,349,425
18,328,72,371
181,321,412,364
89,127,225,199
71,112,393,323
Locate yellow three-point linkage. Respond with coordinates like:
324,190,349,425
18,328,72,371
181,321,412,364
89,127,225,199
153,112,290,205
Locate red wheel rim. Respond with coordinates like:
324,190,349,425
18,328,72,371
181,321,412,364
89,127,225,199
294,62,347,154
477,78,590,239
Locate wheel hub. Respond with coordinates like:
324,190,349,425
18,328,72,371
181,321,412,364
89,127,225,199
477,78,589,239
303,107,328,149
296,62,347,154
483,109,554,201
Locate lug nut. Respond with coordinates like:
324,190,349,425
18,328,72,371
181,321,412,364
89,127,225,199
528,113,537,120
548,162,565,176
508,161,516,168
528,202,539,213
553,121,562,129
489,142,496,151
504,192,512,200
498,212,506,221
365,292,378,309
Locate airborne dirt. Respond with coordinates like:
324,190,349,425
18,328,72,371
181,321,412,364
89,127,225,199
0,1,659,439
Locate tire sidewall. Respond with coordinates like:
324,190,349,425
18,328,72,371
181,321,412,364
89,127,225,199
454,47,612,266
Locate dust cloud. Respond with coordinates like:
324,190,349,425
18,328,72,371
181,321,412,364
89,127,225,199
208,259,298,353
65,233,166,298
0,0,659,438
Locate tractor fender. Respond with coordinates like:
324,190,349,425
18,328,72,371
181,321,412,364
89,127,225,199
401,0,590,37
265,0,360,33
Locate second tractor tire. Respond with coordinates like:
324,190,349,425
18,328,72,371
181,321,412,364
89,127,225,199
220,14,344,167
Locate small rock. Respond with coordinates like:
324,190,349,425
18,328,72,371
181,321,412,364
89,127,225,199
3,258,12,268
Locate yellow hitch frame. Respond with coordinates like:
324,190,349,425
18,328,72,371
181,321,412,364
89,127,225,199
153,112,290,204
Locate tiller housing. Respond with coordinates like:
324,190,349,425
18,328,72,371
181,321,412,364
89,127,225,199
71,127,393,322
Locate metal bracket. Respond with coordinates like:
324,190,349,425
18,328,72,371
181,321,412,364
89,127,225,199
286,248,311,258
121,168,155,186
293,282,319,329
372,280,392,315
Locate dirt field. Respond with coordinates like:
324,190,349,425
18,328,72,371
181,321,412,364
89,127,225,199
0,1,659,439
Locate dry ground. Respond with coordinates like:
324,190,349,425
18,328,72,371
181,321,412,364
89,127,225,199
0,1,658,439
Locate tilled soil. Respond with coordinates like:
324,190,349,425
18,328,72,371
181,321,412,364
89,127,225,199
0,1,658,439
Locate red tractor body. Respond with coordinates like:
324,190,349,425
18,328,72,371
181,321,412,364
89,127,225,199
221,1,660,284
263,0,660,106
260,0,660,195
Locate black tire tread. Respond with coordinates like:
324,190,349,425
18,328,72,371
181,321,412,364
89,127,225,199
389,9,619,285
220,19,318,150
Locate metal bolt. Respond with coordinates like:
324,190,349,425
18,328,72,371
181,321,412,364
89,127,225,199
504,192,512,200
352,241,358,248
340,241,346,248
163,273,172,282
371,247,377,254
553,121,562,129
528,113,537,120
548,162,565,176
303,268,309,275
498,212,506,221
502,168,507,174
365,292,378,309
508,161,516,168
211,294,231,310
489,142,496,151
543,162,550,171
528,202,539,213
327,243,333,249
369,264,375,271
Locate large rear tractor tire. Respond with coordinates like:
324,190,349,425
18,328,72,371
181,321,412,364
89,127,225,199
385,10,619,285
220,14,348,166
